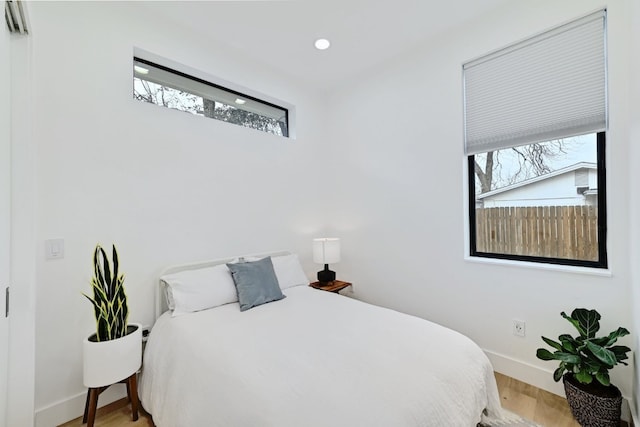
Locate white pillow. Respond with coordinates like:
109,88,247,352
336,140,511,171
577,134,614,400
271,254,309,289
228,256,260,264
160,264,238,317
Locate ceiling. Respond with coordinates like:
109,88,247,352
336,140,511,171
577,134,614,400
141,0,510,90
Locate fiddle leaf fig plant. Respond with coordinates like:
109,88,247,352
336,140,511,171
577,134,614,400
536,308,630,386
83,244,129,341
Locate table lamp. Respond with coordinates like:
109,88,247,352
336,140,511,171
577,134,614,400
313,238,340,283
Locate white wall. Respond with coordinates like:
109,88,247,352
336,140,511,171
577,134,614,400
628,0,640,421
9,22,37,427
26,2,329,425
327,0,635,404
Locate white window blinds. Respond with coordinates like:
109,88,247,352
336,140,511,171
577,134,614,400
463,10,607,155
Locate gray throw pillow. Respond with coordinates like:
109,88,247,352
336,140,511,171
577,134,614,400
226,257,285,312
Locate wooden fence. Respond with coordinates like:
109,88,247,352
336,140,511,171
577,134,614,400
475,205,598,261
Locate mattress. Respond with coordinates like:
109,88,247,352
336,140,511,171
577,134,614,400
139,285,506,427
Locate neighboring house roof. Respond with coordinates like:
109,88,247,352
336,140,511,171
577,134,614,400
477,162,597,200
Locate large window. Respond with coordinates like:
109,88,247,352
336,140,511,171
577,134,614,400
133,57,289,137
468,133,607,267
463,10,608,268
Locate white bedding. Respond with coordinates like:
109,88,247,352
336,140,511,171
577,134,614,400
140,285,507,427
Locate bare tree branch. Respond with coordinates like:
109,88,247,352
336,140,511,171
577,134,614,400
474,139,573,195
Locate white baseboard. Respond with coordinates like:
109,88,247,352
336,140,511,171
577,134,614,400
484,349,635,424
34,384,127,427
628,395,638,427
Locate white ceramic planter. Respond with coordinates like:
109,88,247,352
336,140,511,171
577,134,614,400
83,323,142,388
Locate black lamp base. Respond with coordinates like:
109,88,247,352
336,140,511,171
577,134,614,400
317,264,336,283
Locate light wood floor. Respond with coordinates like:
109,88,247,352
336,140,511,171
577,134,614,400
495,372,629,427
59,373,628,427
59,397,154,427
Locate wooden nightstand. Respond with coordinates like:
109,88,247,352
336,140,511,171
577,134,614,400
309,280,352,293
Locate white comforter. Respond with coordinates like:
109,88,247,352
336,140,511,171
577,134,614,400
140,286,506,427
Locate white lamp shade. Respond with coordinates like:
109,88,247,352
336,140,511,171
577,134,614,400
313,238,340,264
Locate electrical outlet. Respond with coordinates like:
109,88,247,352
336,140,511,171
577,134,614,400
513,319,526,337
142,325,151,342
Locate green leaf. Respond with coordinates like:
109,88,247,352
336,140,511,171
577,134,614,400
558,334,577,353
553,367,565,382
112,244,119,291
567,309,601,338
82,294,100,312
589,336,610,347
609,345,631,363
560,311,581,334
536,348,555,361
100,246,113,298
541,336,563,351
585,341,616,367
583,358,600,372
536,348,580,364
554,352,581,364
595,371,610,386
93,248,105,293
575,370,593,384
603,327,629,346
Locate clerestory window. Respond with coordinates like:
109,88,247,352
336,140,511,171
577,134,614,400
133,57,289,137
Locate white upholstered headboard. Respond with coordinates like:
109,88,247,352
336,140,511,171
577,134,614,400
155,250,291,320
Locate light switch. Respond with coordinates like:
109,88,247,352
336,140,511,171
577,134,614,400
45,239,64,260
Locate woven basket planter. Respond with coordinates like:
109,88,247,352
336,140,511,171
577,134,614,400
563,374,622,427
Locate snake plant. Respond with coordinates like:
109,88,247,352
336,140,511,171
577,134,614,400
536,308,630,386
84,244,129,341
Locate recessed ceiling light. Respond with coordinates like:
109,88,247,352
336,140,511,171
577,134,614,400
134,65,149,75
235,98,246,105
314,38,331,50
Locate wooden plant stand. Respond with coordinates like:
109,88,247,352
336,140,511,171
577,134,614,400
82,372,139,427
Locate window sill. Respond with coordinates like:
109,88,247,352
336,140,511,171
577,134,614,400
464,255,612,277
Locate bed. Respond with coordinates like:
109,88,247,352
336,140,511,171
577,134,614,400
139,252,509,427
